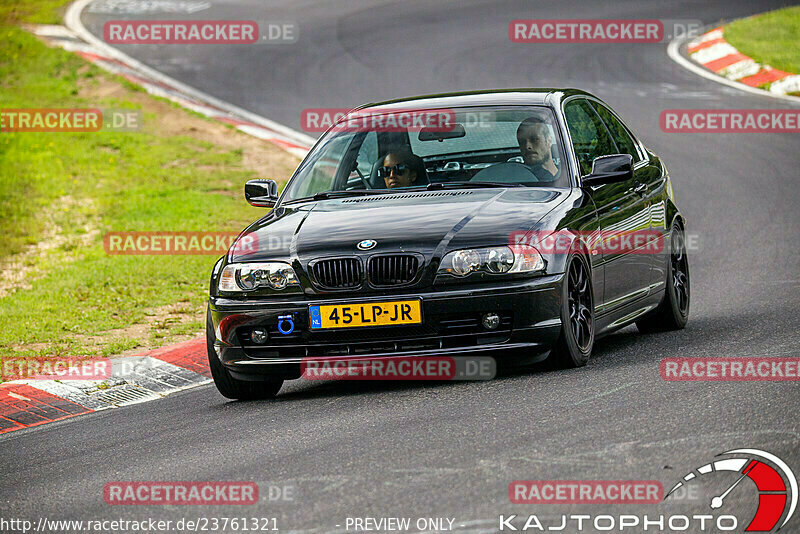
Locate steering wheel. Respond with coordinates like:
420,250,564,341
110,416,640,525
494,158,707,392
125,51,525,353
470,162,541,183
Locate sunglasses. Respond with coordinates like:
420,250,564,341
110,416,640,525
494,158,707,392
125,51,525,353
378,163,409,178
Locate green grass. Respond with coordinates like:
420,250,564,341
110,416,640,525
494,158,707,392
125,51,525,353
725,6,800,75
0,1,298,364
0,0,68,25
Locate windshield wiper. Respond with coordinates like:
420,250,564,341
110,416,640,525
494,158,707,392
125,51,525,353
312,189,398,200
282,190,390,204
426,181,524,190
284,183,520,204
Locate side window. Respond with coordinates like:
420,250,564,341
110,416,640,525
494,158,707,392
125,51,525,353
563,99,618,176
590,101,640,162
355,132,378,175
342,132,378,188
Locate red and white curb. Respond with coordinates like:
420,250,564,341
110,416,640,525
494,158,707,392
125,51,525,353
0,338,210,435
668,26,800,103
3,4,322,435
687,28,800,93
29,0,316,158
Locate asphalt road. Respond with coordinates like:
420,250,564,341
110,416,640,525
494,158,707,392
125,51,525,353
2,1,800,533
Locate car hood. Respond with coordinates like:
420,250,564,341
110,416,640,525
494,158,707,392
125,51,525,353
232,188,569,266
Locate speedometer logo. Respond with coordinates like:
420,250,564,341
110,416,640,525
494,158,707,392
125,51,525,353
666,448,797,531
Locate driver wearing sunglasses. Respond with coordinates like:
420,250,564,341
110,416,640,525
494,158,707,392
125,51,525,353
378,149,421,189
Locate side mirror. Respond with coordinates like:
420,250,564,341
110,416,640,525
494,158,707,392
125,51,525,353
581,154,633,187
245,179,279,208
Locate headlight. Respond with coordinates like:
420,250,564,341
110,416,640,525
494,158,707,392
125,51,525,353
218,262,299,292
451,249,481,276
486,247,514,273
438,245,544,277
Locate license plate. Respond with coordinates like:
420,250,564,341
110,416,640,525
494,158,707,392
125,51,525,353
309,299,422,329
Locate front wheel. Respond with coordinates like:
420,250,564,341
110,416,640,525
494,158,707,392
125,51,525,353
206,306,283,400
636,222,690,333
548,254,595,368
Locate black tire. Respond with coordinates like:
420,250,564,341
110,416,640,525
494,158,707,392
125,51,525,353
206,306,283,400
636,222,690,333
549,253,595,368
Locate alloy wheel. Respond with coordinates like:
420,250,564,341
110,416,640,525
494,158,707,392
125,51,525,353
671,232,690,315
567,259,593,352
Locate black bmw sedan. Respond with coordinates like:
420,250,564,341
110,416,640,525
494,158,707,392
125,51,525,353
206,89,690,399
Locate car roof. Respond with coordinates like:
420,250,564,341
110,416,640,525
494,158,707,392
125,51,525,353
354,88,596,112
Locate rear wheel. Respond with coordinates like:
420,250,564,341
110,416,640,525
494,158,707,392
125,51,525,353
549,254,594,368
206,306,283,400
636,222,690,333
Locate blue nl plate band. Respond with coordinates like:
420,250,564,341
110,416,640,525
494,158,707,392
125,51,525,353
309,305,322,329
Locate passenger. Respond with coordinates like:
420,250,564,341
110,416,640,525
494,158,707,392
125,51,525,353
378,148,425,189
517,117,560,181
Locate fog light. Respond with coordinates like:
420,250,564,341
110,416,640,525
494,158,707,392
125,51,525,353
251,328,269,344
482,312,501,330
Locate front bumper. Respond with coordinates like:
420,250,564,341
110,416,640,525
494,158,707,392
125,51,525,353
209,274,564,379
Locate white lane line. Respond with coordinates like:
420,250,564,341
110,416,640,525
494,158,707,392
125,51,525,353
574,381,636,406
64,0,317,148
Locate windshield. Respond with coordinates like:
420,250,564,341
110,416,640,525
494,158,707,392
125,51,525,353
282,106,569,202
